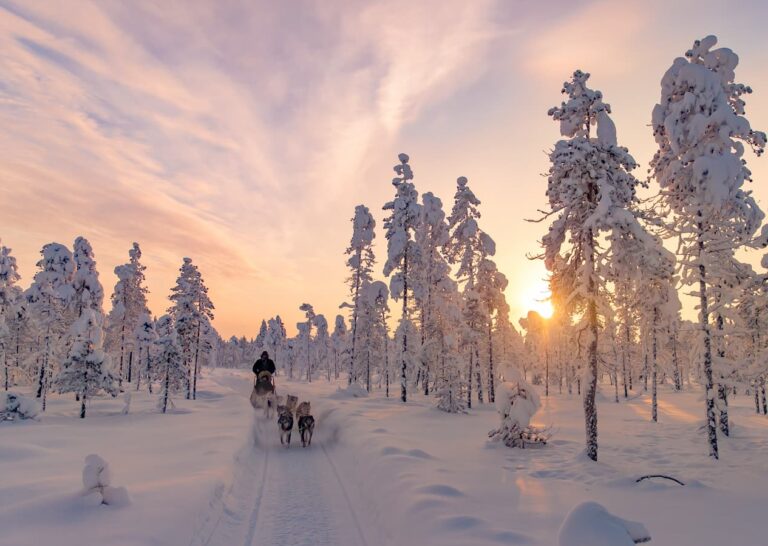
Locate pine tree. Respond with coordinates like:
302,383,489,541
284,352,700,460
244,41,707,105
26,243,76,410
383,153,421,403
477,250,508,404
345,205,376,385
313,314,330,381
651,36,765,459
106,243,149,388
538,70,643,461
153,315,185,413
299,303,316,381
414,192,451,396
0,243,22,391
71,237,104,318
255,320,268,353
134,313,158,393
445,176,491,408
168,257,214,400
331,315,348,380
53,310,117,418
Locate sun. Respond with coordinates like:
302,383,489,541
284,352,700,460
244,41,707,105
519,285,554,320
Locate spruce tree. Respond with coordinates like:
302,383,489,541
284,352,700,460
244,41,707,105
651,36,765,458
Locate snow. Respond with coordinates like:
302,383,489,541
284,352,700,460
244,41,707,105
2,392,40,420
558,501,650,546
3,370,768,545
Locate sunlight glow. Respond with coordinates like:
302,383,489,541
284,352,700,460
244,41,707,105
519,285,553,320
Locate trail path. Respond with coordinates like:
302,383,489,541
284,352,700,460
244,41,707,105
192,389,371,546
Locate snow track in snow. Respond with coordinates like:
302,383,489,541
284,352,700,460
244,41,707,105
194,408,372,546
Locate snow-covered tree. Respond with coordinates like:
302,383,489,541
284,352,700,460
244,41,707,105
134,313,157,393
383,153,421,403
477,252,508,404
299,303,316,381
313,314,330,380
414,192,451,396
538,70,643,461
168,257,214,400
26,243,75,409
0,243,22,391
331,315,348,380
53,310,117,418
356,281,390,392
267,316,287,374
105,243,149,388
488,368,549,448
71,237,104,319
255,320,268,353
345,205,376,385
153,315,185,413
446,176,494,407
650,36,766,459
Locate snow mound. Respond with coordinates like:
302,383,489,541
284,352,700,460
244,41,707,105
330,383,369,399
1,392,41,421
81,454,130,507
558,501,650,546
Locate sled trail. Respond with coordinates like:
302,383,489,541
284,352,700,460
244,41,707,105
195,416,370,546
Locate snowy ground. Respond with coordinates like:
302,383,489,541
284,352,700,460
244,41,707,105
2,370,767,545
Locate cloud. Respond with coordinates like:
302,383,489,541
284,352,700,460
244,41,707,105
0,0,500,335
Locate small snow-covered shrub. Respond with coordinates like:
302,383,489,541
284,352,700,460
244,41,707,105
558,501,651,545
436,363,466,413
81,454,130,507
488,370,549,448
330,383,369,399
1,392,41,421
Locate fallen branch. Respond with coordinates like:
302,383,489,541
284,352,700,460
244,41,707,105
635,474,685,486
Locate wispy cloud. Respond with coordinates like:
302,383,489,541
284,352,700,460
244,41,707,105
0,0,500,335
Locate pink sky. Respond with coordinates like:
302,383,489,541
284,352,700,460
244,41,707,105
1,0,767,337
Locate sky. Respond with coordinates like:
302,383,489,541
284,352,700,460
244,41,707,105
1,0,768,338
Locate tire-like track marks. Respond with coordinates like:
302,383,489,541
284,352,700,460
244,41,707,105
243,447,270,546
320,443,370,546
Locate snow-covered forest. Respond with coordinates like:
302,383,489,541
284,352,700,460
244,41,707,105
3,29,768,546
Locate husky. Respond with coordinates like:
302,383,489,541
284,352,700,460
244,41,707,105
295,401,315,447
276,404,293,446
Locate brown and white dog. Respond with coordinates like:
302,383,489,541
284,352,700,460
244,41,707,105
295,401,315,447
276,402,293,446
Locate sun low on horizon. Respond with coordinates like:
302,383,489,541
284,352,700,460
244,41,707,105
1,0,767,340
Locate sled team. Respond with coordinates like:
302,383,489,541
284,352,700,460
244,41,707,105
251,351,315,447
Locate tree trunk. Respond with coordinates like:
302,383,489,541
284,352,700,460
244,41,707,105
162,368,170,414
672,325,681,391
488,320,496,403
697,222,719,459
652,307,658,423
349,251,362,385
475,344,483,404
584,232,599,462
192,321,201,400
715,312,729,436
147,349,153,394
401,253,408,403
467,348,472,409
118,322,126,390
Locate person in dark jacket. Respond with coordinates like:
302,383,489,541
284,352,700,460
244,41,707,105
253,351,276,376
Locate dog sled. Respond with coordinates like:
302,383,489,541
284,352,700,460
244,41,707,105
250,371,276,418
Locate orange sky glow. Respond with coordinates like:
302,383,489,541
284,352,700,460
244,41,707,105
1,0,767,337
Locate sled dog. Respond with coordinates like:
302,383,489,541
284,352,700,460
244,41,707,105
276,404,293,446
